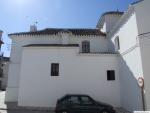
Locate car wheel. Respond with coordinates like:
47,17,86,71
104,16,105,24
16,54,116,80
101,110,109,113
62,111,68,113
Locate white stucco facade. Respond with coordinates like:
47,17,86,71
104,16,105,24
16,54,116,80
5,34,110,102
18,47,120,108
110,12,143,111
5,0,150,112
134,0,150,110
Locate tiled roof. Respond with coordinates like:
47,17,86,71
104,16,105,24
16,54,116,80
102,11,124,16
9,28,106,36
23,44,79,47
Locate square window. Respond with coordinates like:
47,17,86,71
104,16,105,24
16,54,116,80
51,63,59,76
107,70,115,81
82,41,90,53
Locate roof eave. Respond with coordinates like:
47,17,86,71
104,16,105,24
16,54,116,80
131,0,144,5
23,44,79,47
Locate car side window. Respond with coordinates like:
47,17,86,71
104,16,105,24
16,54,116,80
68,96,80,104
81,96,94,105
61,98,69,104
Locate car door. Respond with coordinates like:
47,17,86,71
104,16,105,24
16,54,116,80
80,96,99,113
67,96,82,113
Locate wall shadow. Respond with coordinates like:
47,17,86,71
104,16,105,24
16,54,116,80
118,55,143,111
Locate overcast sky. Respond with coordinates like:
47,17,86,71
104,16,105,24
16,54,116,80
0,0,136,57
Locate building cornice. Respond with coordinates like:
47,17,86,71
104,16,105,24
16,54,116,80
77,52,118,56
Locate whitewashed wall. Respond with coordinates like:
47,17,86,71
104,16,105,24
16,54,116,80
134,0,150,110
105,15,122,33
5,35,62,102
18,46,120,108
70,36,109,53
139,34,150,110
134,0,150,35
97,14,122,33
100,22,106,33
5,34,109,102
111,12,143,111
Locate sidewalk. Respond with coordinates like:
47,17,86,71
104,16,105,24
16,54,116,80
0,91,7,110
0,91,53,113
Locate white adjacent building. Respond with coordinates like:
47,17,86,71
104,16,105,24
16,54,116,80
5,0,150,111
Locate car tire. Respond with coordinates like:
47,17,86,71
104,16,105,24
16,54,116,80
62,111,68,113
101,110,109,113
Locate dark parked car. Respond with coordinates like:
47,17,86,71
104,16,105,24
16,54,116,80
55,94,115,113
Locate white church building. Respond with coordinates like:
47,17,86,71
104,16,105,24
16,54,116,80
5,0,150,112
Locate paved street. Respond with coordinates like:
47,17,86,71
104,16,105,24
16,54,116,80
0,91,130,113
0,109,51,113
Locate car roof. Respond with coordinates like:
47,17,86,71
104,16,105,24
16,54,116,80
58,94,93,101
65,94,90,97
59,94,91,100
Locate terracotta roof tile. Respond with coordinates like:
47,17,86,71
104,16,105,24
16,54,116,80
23,44,79,47
9,28,106,36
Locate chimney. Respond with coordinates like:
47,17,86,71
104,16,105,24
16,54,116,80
30,25,37,32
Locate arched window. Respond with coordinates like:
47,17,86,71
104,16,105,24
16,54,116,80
82,40,90,53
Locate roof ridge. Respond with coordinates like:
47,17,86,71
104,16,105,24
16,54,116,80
44,28,99,30
101,11,124,17
9,28,106,36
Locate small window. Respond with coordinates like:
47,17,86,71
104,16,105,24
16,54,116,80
115,36,120,51
82,41,90,53
51,63,59,76
107,70,115,81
